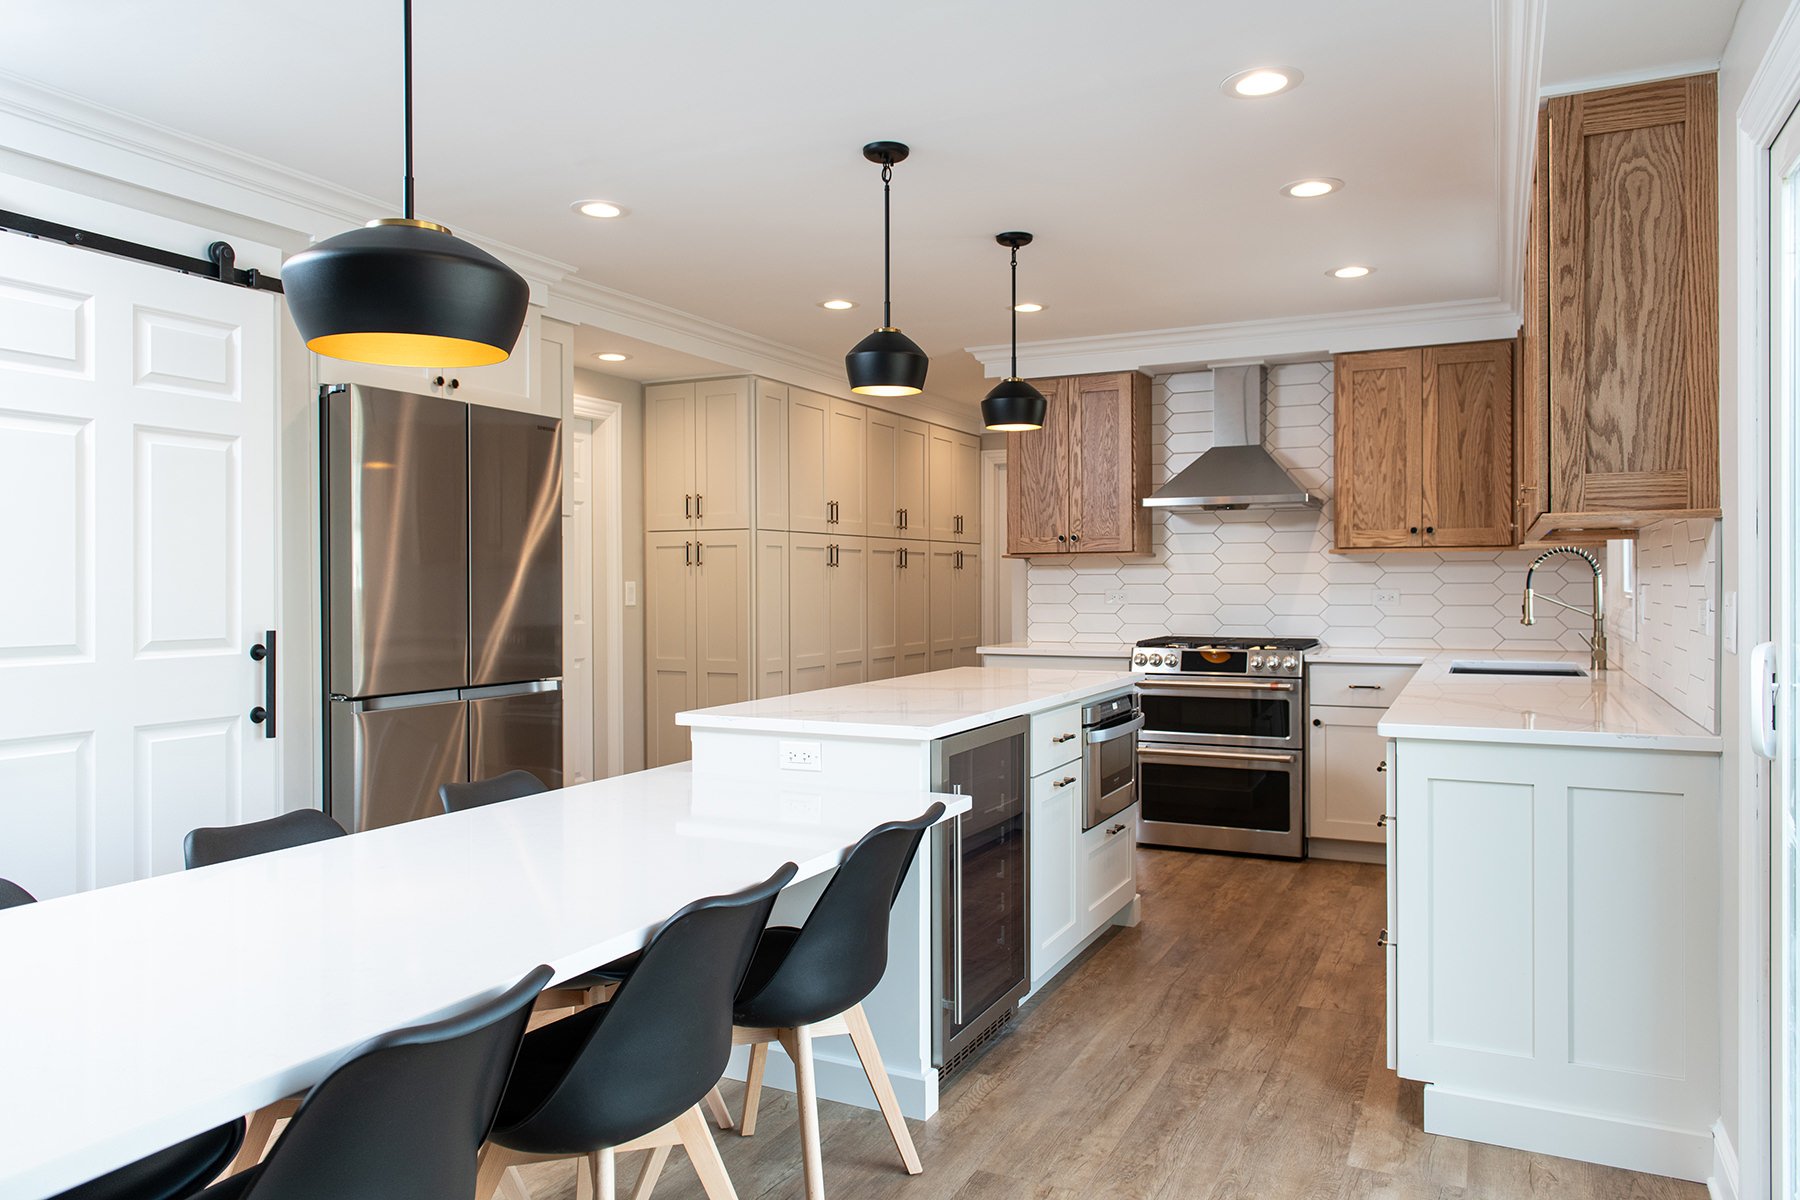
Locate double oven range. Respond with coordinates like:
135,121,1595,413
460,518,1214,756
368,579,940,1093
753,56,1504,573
1131,635,1318,859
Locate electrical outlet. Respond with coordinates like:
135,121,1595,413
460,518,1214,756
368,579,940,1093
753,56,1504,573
1104,590,1126,608
1373,588,1400,608
780,740,822,771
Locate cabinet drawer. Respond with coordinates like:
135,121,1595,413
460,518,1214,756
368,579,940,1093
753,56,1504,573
1031,758,1083,804
1079,801,1138,937
1308,663,1418,708
1031,704,1083,772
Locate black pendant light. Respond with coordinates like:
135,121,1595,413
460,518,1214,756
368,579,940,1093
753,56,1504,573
845,142,929,397
981,232,1047,431
283,0,528,367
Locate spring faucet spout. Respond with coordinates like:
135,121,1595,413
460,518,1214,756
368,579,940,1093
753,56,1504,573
1520,546,1606,674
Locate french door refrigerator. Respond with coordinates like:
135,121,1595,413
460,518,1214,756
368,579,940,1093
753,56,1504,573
323,384,563,831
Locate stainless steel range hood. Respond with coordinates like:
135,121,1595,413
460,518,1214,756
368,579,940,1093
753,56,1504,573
1142,363,1322,511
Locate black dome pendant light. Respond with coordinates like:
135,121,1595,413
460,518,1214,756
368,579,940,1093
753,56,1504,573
981,232,1047,431
283,0,528,367
845,141,929,397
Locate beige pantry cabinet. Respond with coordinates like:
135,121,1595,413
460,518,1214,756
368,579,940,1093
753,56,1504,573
867,409,931,539
645,377,755,531
644,529,752,767
788,387,868,535
867,538,931,679
927,544,982,671
788,534,868,693
927,426,982,544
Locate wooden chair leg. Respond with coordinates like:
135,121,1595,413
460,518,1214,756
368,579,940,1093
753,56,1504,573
475,1144,522,1200
777,1027,825,1200
703,1085,733,1129
223,1095,295,1176
628,1145,671,1200
674,1105,739,1200
841,1002,922,1174
594,1149,616,1200
738,1041,769,1136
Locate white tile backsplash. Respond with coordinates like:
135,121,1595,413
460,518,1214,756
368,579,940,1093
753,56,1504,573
1024,362,1691,667
1607,519,1719,729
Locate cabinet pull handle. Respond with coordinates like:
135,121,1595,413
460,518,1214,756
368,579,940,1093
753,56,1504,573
1347,684,1383,690
1057,534,1067,544
1051,733,1077,744
1051,776,1076,789
433,374,446,388
696,493,703,518
685,541,692,566
1377,813,1393,827
1108,823,1129,837
1312,717,1322,727
1376,760,1387,773
1377,930,1395,948
695,541,704,565
1070,533,1080,544
448,378,459,391
684,494,692,519
1425,525,1434,535
1409,526,1419,535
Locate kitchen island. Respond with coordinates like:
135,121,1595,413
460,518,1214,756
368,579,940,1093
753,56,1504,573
1374,658,1722,1181
678,666,1142,1121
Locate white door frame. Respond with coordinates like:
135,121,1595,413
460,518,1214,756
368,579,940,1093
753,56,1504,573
979,448,1025,646
574,395,625,778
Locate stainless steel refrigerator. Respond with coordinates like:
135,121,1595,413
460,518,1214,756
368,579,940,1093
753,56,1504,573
322,384,563,832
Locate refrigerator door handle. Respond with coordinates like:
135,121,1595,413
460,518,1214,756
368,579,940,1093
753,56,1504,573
462,679,561,701
249,630,276,739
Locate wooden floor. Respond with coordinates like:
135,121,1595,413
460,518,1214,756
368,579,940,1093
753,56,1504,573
516,848,1705,1200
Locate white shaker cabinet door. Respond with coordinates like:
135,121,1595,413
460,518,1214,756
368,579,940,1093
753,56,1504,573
953,547,983,667
754,530,789,698
644,382,698,531
826,398,868,536
1306,706,1388,843
787,388,832,534
786,534,832,694
895,539,931,676
926,543,959,672
644,533,698,767
1030,761,1084,982
866,539,902,681
827,536,868,688
692,531,751,710
693,377,751,530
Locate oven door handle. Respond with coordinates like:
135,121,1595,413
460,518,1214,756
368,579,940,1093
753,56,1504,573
1138,678,1295,692
1138,746,1298,764
1085,712,1145,744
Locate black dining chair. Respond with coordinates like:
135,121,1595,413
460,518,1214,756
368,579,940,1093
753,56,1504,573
186,963,552,1200
0,876,250,1200
475,862,799,1200
181,809,349,1172
724,804,946,1200
183,810,347,871
440,769,547,814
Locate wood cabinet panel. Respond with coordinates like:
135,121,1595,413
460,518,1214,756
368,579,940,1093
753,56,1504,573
1068,373,1149,553
1543,74,1719,520
1335,351,1423,548
1008,377,1069,554
1422,342,1514,547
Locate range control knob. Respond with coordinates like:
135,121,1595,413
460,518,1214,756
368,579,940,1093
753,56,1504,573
1150,653,1166,667
1282,655,1299,671
1132,652,1147,666
1248,655,1263,669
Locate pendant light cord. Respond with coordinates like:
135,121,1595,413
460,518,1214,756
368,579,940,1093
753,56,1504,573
401,0,415,220
1010,244,1019,378
881,161,893,328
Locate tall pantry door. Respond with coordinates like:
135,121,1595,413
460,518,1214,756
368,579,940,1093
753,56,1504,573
0,235,278,898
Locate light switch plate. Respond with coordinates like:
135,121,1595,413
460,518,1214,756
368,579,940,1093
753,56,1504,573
780,740,822,771
1373,589,1400,608
624,581,638,607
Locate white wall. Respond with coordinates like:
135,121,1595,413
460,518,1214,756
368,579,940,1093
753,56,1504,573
574,367,647,773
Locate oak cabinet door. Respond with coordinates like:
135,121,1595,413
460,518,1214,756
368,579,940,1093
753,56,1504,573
1068,373,1142,554
645,383,697,531
1422,342,1514,548
1009,377,1070,555
1334,350,1423,549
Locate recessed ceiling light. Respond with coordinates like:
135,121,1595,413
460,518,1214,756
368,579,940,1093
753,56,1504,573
1013,302,1045,313
571,200,628,219
594,352,631,362
1223,67,1302,98
1283,177,1342,199
820,299,857,310
1329,265,1373,279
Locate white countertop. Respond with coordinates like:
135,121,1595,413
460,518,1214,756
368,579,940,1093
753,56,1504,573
678,666,1141,740
0,766,965,1200
1373,652,1722,752
976,641,1134,660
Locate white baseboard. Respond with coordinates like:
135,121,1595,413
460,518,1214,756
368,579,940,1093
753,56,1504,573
1423,1085,1711,1182
721,1040,939,1122
1708,1119,1741,1200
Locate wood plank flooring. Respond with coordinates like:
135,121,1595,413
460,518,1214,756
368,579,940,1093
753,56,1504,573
516,849,1705,1200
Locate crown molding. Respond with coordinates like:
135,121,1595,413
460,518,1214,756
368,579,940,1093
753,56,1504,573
1494,0,1548,314
0,70,575,292
1538,59,1722,100
549,274,981,432
966,296,1522,379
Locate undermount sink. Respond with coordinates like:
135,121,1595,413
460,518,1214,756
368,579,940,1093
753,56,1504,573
1448,659,1588,678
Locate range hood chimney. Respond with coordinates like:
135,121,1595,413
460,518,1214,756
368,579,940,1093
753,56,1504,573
1142,363,1322,511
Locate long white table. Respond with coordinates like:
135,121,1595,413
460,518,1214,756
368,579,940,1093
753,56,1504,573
0,765,964,1200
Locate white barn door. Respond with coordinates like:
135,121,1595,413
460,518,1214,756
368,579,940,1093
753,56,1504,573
0,234,279,898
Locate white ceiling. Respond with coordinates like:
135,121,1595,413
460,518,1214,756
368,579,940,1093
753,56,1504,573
0,2,1740,404
569,325,731,384
1540,0,1740,90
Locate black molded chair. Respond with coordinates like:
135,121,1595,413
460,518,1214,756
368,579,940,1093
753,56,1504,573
440,769,547,814
190,963,552,1200
181,809,349,1173
0,876,248,1200
476,863,799,1200
727,804,945,1199
183,810,347,871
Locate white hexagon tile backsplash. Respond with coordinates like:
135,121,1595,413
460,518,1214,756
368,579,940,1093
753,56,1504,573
1023,361,1720,728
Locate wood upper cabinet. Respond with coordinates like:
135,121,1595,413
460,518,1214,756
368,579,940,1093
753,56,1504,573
1006,371,1150,556
1335,343,1514,551
1527,74,1720,541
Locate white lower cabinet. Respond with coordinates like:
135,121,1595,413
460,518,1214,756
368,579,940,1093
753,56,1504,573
644,530,752,766
867,538,929,679
1390,737,1718,1180
1306,706,1389,842
789,534,867,693
754,530,789,698
1029,758,1084,982
1079,801,1138,936
927,544,982,671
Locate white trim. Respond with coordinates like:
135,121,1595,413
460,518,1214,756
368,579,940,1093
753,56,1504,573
574,395,626,780
965,297,1521,380
1713,1119,1744,1200
979,449,1022,646
1423,1085,1713,1182
1494,0,1549,315
1539,60,1724,99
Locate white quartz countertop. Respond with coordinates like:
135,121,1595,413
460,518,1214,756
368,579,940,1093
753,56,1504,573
1373,651,1722,752
678,666,1142,740
0,766,964,1200
975,641,1134,660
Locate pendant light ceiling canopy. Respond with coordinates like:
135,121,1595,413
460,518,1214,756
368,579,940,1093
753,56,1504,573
284,0,528,368
981,232,1047,432
845,141,929,398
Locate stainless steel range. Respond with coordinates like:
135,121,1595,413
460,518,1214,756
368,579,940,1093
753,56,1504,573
1131,635,1318,859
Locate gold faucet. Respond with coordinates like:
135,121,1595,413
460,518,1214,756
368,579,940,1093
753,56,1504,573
1520,546,1607,674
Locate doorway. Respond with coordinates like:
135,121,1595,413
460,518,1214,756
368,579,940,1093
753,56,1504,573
571,396,625,779
981,448,1026,646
